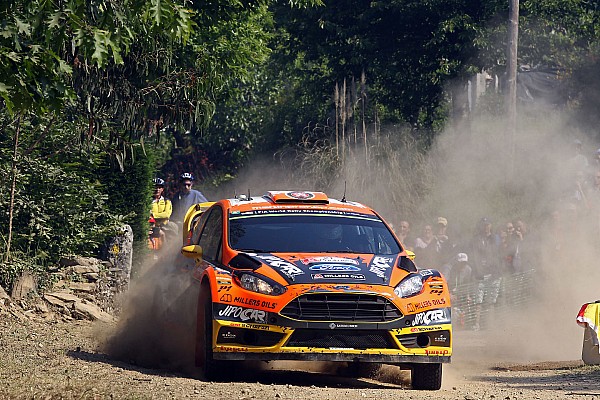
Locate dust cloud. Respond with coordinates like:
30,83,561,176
220,108,600,369
99,238,200,375
100,106,599,383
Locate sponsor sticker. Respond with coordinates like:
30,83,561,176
412,309,449,326
329,323,358,329
252,254,304,278
425,349,450,356
311,273,366,280
409,326,444,333
301,257,360,265
309,264,361,272
407,298,446,312
217,305,268,324
219,293,233,302
233,296,277,309
369,256,394,278
286,191,315,200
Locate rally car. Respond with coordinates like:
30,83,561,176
180,191,452,390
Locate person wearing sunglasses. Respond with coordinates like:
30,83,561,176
172,172,208,224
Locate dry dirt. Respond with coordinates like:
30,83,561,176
1,311,600,400
2,250,600,400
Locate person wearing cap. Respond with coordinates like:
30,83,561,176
444,252,475,330
436,216,456,265
150,177,178,241
172,172,208,224
150,177,173,226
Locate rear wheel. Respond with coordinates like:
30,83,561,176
411,363,442,390
195,283,221,380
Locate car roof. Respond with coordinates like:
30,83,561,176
220,190,376,215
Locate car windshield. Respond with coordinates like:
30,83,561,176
228,211,402,254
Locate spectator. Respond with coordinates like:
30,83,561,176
499,227,518,274
470,217,502,330
436,216,456,265
414,224,440,268
511,218,534,272
444,252,474,293
442,252,475,330
172,172,208,224
396,220,414,250
150,178,178,240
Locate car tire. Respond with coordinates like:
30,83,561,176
195,283,222,381
411,363,442,390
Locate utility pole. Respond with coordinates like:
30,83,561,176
507,0,519,176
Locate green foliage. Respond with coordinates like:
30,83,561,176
97,146,155,252
0,112,122,278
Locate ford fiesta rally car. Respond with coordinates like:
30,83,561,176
180,191,452,390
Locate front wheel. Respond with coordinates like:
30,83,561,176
411,363,442,390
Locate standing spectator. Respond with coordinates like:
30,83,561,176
172,172,208,224
470,217,501,330
499,227,518,274
150,178,178,240
414,224,440,268
442,252,474,330
396,220,414,250
436,216,456,265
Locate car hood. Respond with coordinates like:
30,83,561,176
242,252,402,285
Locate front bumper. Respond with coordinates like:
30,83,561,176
212,317,452,364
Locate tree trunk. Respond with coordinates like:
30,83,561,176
5,115,21,262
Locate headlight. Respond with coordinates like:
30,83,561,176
237,273,286,295
394,274,424,298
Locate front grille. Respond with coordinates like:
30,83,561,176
286,329,397,349
280,293,402,322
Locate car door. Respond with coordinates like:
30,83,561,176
196,206,223,267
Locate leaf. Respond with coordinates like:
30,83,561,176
47,12,63,30
92,30,108,66
14,17,31,35
0,82,12,94
58,60,73,74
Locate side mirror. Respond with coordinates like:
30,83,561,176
405,250,416,261
181,244,203,259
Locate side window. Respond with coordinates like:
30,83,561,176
198,207,223,262
191,211,210,245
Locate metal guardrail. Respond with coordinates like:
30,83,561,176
451,269,536,331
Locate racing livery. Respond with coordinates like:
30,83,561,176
181,191,452,390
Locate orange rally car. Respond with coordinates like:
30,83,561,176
180,191,452,390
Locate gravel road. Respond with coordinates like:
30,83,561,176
1,313,600,400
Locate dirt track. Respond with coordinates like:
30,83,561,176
1,313,600,400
